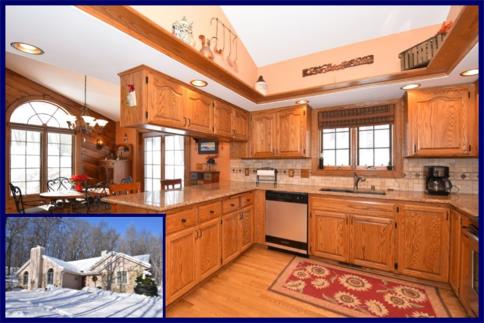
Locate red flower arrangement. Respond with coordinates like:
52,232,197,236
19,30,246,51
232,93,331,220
70,174,89,192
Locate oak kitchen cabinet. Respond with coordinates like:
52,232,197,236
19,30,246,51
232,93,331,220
119,65,249,141
166,192,254,305
250,105,310,158
309,197,395,271
406,84,478,157
397,203,450,282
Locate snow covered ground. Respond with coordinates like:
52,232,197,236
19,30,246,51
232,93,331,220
6,287,163,318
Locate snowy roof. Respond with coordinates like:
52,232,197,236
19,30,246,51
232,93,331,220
17,251,152,276
132,254,150,264
43,255,85,275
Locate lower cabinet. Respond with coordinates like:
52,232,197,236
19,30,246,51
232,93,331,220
349,214,395,272
397,204,450,282
197,218,222,281
166,227,198,304
222,211,240,264
222,206,254,264
166,193,255,305
310,210,349,262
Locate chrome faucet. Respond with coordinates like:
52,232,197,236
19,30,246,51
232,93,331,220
353,172,366,191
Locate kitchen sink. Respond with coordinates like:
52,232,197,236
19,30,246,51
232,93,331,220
319,187,386,195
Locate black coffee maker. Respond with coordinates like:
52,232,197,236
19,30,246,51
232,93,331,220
424,166,453,195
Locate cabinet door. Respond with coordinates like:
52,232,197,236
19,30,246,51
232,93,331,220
397,204,450,282
232,109,249,141
222,211,240,264
407,86,472,157
185,90,213,133
276,106,308,157
213,100,233,137
166,227,197,304
147,73,186,128
449,210,462,294
310,210,349,262
239,207,253,252
349,214,395,272
119,69,146,127
250,113,276,157
196,218,221,281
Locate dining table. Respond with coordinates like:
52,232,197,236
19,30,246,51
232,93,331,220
40,188,109,213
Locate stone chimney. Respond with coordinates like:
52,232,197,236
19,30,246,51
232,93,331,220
101,250,108,257
30,246,44,290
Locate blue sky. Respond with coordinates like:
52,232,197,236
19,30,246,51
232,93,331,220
75,217,164,237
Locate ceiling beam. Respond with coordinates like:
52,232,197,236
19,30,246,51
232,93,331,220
78,5,478,105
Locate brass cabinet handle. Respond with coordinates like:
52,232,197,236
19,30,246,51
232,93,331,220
181,218,187,223
184,117,188,127
199,229,203,239
209,210,215,214
230,203,235,207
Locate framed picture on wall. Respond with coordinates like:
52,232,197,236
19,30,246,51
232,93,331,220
198,140,218,154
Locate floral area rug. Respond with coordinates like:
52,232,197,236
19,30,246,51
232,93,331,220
269,257,450,318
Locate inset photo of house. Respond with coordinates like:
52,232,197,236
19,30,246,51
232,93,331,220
5,216,164,318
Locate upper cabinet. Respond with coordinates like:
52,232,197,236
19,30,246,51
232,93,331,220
250,105,311,158
213,100,233,138
119,65,249,141
232,108,249,141
406,84,478,157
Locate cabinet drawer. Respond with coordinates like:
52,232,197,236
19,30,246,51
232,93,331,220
311,196,395,218
240,192,254,207
198,201,222,223
223,196,240,214
166,208,197,234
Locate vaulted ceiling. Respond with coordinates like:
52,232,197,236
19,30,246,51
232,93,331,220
221,6,451,66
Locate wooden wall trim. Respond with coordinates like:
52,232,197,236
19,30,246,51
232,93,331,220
78,5,478,105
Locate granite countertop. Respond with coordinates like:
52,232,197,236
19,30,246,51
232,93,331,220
103,181,478,217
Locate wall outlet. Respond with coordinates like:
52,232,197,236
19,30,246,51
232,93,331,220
244,168,250,176
288,169,295,177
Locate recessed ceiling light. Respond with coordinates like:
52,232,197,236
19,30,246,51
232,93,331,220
460,69,479,77
401,83,421,90
191,79,207,87
296,99,309,105
10,42,44,55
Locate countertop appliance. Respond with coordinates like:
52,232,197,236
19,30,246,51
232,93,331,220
265,190,308,255
424,166,452,195
256,168,277,186
460,218,479,317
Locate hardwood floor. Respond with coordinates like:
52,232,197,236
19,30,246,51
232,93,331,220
167,245,468,318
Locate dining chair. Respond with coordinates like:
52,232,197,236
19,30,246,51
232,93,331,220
120,176,133,184
9,183,53,214
109,182,141,196
47,177,71,191
161,179,182,190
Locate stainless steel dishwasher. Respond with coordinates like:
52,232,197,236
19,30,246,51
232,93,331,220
265,190,308,255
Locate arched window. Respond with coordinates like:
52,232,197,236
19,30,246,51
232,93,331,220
9,101,75,195
23,271,29,285
47,268,54,285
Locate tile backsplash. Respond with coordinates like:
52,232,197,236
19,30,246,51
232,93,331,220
230,158,479,194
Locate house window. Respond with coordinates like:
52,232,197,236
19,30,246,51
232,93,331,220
47,268,54,285
23,271,28,285
9,101,74,195
117,271,127,284
358,124,392,167
321,128,350,166
144,135,185,191
144,136,162,192
164,135,185,186
317,104,398,174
